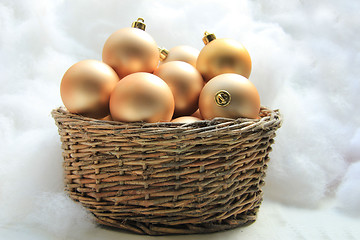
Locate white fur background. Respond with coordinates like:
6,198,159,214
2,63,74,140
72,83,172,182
0,0,359,239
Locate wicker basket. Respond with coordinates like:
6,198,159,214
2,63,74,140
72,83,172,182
51,106,282,235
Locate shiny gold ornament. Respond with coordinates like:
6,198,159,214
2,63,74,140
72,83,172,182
196,32,252,82
171,116,201,123
199,73,260,119
160,45,200,68
60,59,119,119
102,18,159,79
154,61,204,117
109,72,175,123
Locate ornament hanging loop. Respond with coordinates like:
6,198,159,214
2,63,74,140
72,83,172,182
158,47,169,61
132,18,146,30
203,31,216,45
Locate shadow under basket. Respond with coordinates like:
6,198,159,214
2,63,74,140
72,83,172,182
51,106,282,235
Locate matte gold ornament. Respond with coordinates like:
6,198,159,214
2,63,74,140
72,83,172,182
171,116,201,123
100,115,113,121
196,32,252,82
102,18,159,79
60,59,119,119
109,72,175,123
191,109,203,119
199,73,260,119
154,61,204,117
160,45,200,67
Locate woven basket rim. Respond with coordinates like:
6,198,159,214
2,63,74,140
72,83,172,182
52,106,282,131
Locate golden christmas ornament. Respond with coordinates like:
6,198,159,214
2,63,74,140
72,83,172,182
102,18,159,79
160,45,200,68
191,109,203,119
171,116,201,123
199,73,260,119
109,72,175,123
60,59,119,119
100,115,113,121
154,61,204,117
196,32,252,82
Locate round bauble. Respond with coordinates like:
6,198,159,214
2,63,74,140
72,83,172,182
199,73,260,119
171,116,201,123
100,115,113,121
191,109,203,119
154,61,204,117
161,45,200,67
109,72,175,123
60,59,119,119
196,34,252,82
102,24,159,79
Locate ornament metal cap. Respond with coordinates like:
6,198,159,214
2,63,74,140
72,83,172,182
131,18,146,30
158,47,169,61
202,31,217,45
214,90,231,107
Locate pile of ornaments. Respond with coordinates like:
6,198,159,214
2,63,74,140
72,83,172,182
60,18,260,124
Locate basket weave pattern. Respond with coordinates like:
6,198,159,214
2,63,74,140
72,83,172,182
52,106,282,235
